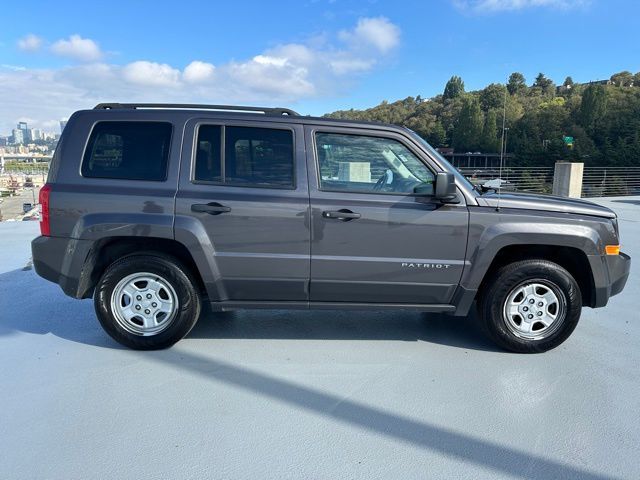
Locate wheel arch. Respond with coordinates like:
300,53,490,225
476,244,595,308
78,236,206,299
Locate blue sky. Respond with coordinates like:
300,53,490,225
1,0,639,134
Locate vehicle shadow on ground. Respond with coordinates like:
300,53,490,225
0,267,500,351
142,348,621,480
0,268,124,349
192,308,501,352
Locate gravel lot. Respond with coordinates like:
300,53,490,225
0,197,638,480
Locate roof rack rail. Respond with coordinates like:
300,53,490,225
93,103,299,116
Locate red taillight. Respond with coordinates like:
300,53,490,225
39,183,52,236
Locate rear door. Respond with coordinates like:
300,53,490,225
305,125,469,305
175,119,310,302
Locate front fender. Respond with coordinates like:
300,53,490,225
461,209,604,292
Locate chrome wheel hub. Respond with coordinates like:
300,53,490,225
503,281,565,340
110,272,178,336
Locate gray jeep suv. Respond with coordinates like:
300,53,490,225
31,103,630,352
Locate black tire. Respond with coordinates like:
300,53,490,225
478,259,582,353
94,254,201,350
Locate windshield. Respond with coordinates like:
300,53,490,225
404,128,478,193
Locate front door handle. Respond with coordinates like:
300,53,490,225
322,209,361,221
191,202,231,215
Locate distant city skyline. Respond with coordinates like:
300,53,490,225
1,0,639,134
1,120,60,144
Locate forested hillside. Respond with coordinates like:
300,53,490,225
325,71,640,166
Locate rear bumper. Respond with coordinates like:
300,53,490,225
31,235,93,298
588,252,631,308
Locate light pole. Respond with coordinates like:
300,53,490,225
502,128,510,185
502,128,510,161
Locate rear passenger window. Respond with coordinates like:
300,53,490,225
193,125,294,188
82,121,172,181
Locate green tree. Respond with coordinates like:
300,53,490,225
505,94,525,125
453,96,483,151
507,72,526,95
443,76,465,100
428,122,447,147
438,95,465,139
610,71,634,87
563,76,574,87
579,84,607,133
480,83,506,110
534,73,552,89
481,109,499,152
533,73,555,96
633,72,640,87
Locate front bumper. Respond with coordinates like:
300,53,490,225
588,252,631,308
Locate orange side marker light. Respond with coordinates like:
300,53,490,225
605,245,620,255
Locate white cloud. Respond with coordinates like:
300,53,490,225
453,0,590,13
1,18,401,133
183,61,215,83
1,64,27,71
51,35,103,62
17,34,43,52
41,119,63,130
226,52,315,97
122,61,181,86
339,17,400,54
329,57,375,75
252,55,288,67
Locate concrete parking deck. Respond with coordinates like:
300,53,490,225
0,197,638,479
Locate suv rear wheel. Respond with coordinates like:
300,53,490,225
94,254,201,349
479,259,582,353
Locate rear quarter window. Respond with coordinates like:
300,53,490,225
82,121,172,181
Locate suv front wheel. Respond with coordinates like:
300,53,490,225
94,254,201,349
479,259,582,353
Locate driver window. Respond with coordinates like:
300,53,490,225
315,132,434,195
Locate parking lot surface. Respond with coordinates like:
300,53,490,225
0,197,638,480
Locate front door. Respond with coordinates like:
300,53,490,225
305,126,468,305
175,119,310,302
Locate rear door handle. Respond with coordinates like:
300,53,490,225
191,202,231,215
322,209,361,221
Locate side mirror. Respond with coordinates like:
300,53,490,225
434,172,459,203
413,183,434,196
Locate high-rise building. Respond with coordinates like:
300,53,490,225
12,128,24,145
16,121,29,142
31,129,43,141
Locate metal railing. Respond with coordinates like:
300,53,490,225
581,167,640,198
458,166,554,194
